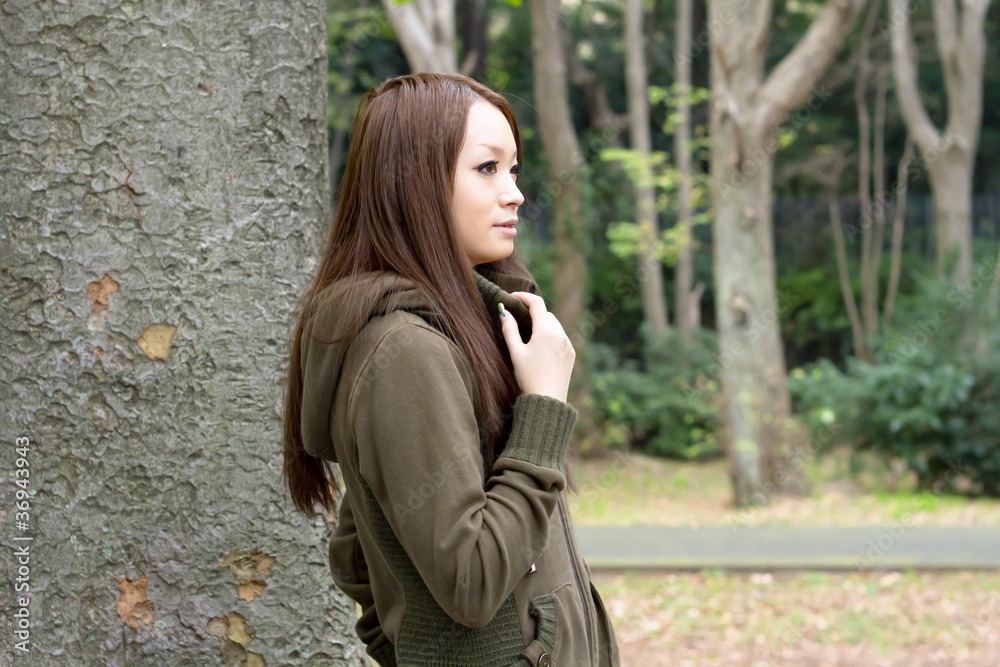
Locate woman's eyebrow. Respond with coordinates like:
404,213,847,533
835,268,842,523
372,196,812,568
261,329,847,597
475,143,518,161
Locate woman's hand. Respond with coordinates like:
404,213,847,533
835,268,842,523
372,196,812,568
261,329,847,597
498,292,576,403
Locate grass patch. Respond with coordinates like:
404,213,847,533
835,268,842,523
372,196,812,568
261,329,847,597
568,446,1000,527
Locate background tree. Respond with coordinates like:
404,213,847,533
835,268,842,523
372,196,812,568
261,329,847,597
382,0,458,72
626,0,670,335
529,0,605,456
707,0,867,506
889,0,992,285
673,0,699,341
0,1,352,663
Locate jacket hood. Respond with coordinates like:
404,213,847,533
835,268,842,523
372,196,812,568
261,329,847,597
299,266,540,463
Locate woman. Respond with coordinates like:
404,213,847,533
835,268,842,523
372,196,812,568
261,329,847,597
282,73,620,667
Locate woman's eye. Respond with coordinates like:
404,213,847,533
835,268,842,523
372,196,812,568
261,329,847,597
480,160,523,179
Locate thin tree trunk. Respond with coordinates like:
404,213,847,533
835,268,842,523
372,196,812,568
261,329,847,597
854,0,885,342
883,135,916,329
976,242,1000,356
828,156,872,361
888,0,990,285
869,66,888,333
458,0,488,79
0,1,346,662
563,28,629,135
855,0,877,340
529,0,604,457
708,0,865,506
674,0,697,341
989,243,1000,318
626,0,669,335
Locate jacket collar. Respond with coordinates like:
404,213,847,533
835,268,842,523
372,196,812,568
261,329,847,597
473,265,539,345
300,266,542,461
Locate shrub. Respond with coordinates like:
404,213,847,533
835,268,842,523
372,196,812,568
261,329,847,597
586,323,722,460
789,272,1000,496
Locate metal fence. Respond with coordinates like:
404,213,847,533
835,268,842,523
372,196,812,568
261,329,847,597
773,193,1000,266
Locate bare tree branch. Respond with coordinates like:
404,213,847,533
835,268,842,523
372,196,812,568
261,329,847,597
758,0,867,130
883,135,916,329
889,0,942,152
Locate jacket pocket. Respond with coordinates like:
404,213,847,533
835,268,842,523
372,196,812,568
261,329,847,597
518,582,583,667
588,579,620,666
583,561,620,667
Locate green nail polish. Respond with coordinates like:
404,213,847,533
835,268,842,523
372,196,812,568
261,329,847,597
498,302,507,318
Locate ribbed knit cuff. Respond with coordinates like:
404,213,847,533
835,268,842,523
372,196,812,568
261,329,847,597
500,394,579,472
368,639,397,667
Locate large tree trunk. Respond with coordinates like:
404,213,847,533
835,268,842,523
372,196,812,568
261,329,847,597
529,0,604,457
674,0,698,341
708,0,865,506
0,2,352,664
626,0,670,335
888,0,991,285
930,153,976,280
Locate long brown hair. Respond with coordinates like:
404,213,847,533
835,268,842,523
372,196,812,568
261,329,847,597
282,73,576,516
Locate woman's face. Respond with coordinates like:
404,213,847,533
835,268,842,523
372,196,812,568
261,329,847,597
452,100,524,267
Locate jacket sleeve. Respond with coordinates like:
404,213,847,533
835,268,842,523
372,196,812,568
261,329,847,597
328,489,396,664
351,322,578,630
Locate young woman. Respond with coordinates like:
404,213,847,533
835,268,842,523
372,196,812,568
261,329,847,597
282,73,620,667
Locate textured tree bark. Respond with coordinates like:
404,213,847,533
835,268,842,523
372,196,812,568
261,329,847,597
0,2,361,664
626,0,669,336
528,0,604,457
707,0,865,506
888,0,991,286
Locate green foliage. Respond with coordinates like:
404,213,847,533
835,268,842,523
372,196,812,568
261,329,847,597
779,250,935,368
598,82,713,266
778,264,852,364
789,270,1000,497
586,324,723,460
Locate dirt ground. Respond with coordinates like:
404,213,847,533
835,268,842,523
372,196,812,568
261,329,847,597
592,569,1000,666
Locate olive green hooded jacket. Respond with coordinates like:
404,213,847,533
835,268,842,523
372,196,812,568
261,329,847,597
299,265,620,667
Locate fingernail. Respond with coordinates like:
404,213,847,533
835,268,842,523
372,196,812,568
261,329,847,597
498,302,507,318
